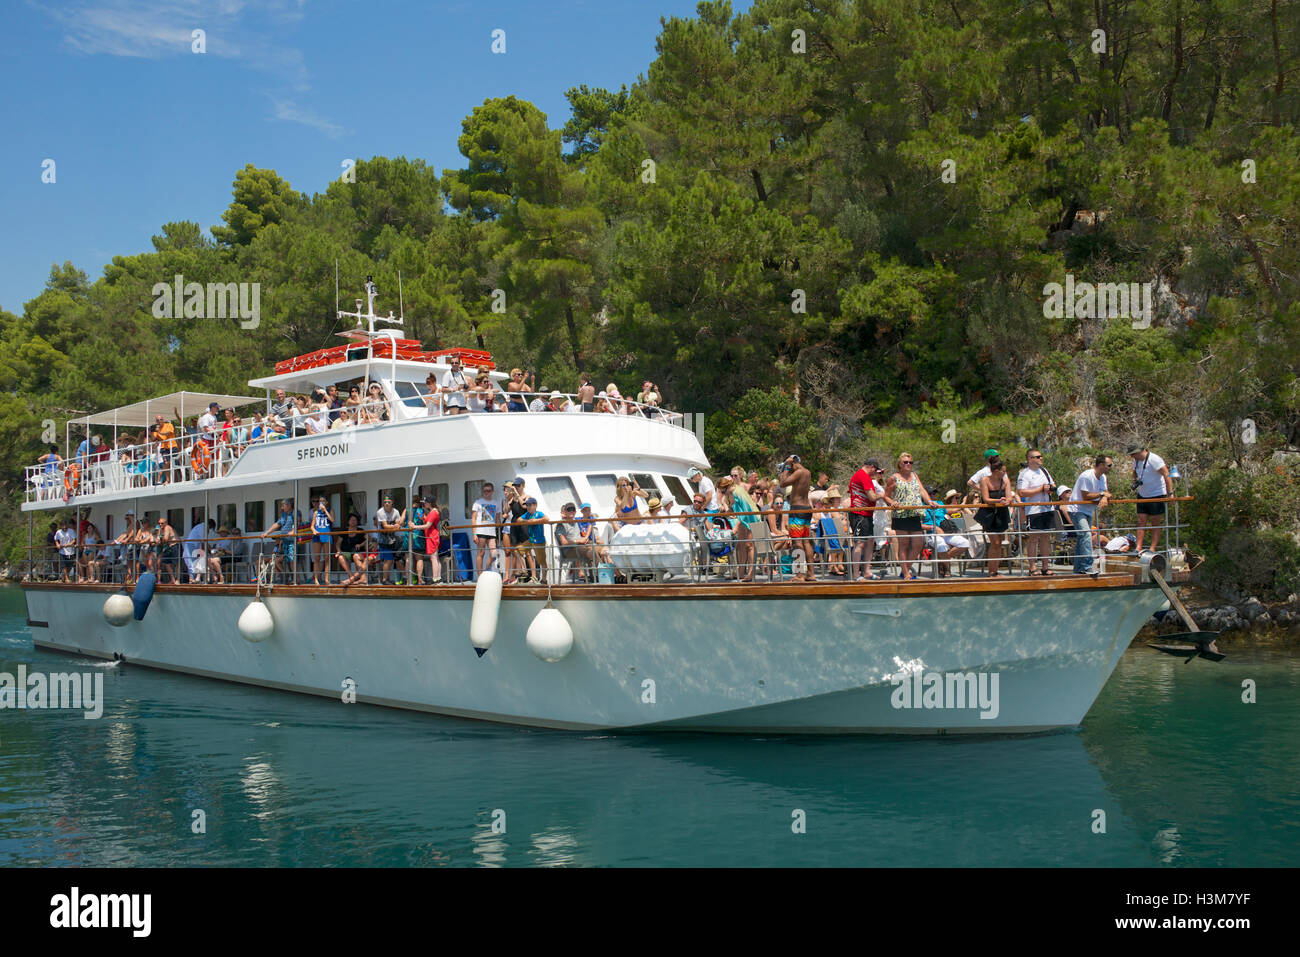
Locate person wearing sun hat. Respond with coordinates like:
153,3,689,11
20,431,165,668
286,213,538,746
967,448,1001,491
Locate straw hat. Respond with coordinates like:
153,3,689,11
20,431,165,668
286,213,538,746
646,496,662,509
826,485,843,499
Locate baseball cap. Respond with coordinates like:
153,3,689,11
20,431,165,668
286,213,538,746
563,502,576,511
1126,444,1143,455
1056,485,1071,497
525,496,537,505
512,476,525,486
580,502,591,510
984,448,999,459
209,402,220,409
687,467,702,477
125,509,135,515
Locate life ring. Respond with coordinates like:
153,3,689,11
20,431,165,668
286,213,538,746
63,464,80,494
190,443,211,476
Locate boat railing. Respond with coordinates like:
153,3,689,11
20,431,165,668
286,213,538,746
19,496,1192,587
22,392,688,505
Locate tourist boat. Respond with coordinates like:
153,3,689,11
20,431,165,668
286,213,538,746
19,284,1180,733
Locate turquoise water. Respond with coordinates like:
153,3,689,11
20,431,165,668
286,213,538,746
1,585,1296,866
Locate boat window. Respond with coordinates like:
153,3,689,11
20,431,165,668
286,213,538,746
347,491,368,525
419,483,449,512
662,475,692,505
465,480,487,519
379,488,407,514
537,476,580,517
631,473,662,496
217,503,237,530
393,381,431,410
243,502,264,535
143,509,160,527
586,474,617,513
190,506,205,529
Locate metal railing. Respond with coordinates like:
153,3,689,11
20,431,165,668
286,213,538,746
19,496,1189,587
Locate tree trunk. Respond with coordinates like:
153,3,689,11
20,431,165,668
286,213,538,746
1161,18,1184,122
1204,67,1221,130
1271,0,1284,126
564,303,581,371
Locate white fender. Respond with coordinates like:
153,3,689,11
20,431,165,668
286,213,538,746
526,606,574,662
238,599,274,643
470,570,503,657
103,593,133,627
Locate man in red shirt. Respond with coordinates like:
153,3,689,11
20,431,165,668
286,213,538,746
848,458,883,581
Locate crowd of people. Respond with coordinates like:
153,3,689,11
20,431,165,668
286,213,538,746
31,370,672,501
30,443,1175,587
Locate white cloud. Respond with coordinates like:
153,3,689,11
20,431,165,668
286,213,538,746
269,96,347,138
35,0,333,131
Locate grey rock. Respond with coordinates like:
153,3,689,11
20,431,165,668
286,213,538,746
1242,597,1266,621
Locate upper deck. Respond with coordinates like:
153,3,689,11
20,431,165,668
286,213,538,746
23,392,702,511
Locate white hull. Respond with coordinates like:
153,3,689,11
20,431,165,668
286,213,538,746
23,583,1165,733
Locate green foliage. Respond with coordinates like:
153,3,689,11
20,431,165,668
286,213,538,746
1185,463,1300,599
705,387,825,474
847,380,1044,491
211,165,306,246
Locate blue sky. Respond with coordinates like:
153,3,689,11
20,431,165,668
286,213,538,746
0,0,749,314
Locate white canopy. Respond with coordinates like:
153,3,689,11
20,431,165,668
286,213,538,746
69,391,265,429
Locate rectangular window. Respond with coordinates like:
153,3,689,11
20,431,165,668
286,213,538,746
537,476,579,518
243,502,264,536
662,475,692,505
347,491,367,525
586,474,617,514
631,473,662,496
464,480,486,519
143,509,160,528
190,506,205,529
217,503,237,531
393,381,430,409
418,483,449,513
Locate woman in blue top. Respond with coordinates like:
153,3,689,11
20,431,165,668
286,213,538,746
310,497,336,585
613,477,648,529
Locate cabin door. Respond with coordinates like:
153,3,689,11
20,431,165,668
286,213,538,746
308,483,348,533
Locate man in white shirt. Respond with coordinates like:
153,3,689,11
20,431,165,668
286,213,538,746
440,357,469,415
686,467,715,509
471,482,500,579
54,520,77,582
1128,445,1172,554
1068,454,1112,575
967,448,1000,491
198,402,219,447
183,519,209,582
1016,449,1057,575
